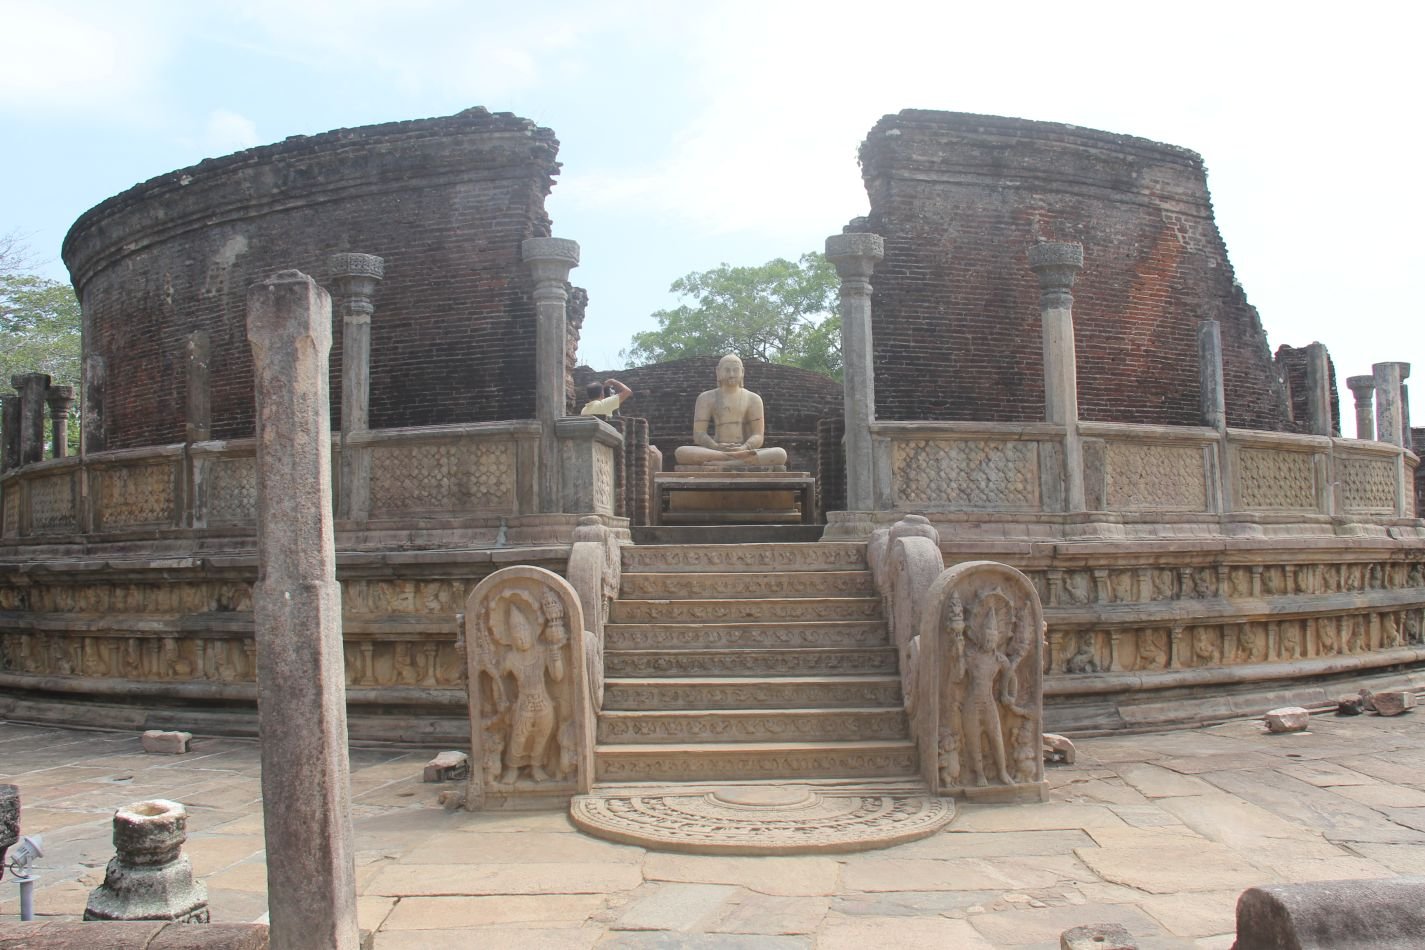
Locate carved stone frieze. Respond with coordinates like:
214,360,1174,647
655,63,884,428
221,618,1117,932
892,439,1039,509
604,647,897,678
604,622,889,651
97,463,175,528
371,440,514,514
619,571,874,599
597,708,907,742
602,679,902,711
596,747,917,782
592,444,615,515
1105,442,1207,510
1340,456,1397,513
1236,448,1316,509
609,599,883,624
620,543,865,573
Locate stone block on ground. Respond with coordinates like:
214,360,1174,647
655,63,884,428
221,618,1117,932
1044,733,1077,764
422,751,469,782
1359,689,1377,712
1234,876,1425,949
141,730,193,754
1372,691,1415,717
0,784,17,858
1264,707,1310,734
1061,922,1137,950
1336,694,1366,716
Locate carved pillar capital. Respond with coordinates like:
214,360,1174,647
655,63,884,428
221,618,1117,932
1027,242,1084,307
327,253,384,322
523,237,580,291
826,232,885,292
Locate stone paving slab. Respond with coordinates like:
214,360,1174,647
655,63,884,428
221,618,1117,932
2,708,1423,947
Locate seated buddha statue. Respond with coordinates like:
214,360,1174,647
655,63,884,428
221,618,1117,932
673,354,789,469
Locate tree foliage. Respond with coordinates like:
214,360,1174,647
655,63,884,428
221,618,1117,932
0,234,82,454
622,252,842,379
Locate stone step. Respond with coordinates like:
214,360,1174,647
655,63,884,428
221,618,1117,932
619,570,875,600
604,620,890,651
630,525,827,546
622,539,864,570
597,707,909,744
605,646,898,678
609,597,883,625
593,739,919,783
602,675,903,711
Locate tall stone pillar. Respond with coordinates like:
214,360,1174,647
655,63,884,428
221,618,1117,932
1,395,19,472
1374,361,1410,447
185,331,211,443
1028,243,1086,511
1347,375,1375,440
246,271,359,950
46,385,75,458
1198,320,1227,432
328,253,385,521
1304,342,1334,436
826,232,884,511
83,355,106,454
13,373,51,466
522,238,580,513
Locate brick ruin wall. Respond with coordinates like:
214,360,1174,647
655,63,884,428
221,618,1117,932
62,108,571,451
574,356,842,474
1274,343,1342,435
858,111,1292,430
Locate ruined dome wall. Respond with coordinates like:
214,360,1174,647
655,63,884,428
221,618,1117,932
860,110,1290,430
62,109,561,450
575,356,842,472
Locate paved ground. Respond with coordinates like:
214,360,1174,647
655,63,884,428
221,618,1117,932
2,709,1423,948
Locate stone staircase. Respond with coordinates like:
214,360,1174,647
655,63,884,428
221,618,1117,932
594,542,918,784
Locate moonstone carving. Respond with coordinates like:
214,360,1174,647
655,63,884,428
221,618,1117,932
464,566,594,807
917,561,1047,801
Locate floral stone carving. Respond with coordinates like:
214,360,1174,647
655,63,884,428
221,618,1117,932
464,565,595,808
917,561,1047,802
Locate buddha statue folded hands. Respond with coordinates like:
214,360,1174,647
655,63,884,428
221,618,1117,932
673,354,789,469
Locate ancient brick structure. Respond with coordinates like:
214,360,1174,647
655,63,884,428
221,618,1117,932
1275,343,1341,435
574,356,841,474
858,111,1289,430
62,108,572,451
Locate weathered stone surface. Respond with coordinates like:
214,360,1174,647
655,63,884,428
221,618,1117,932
819,914,994,950
1234,877,1425,949
422,751,469,783
0,921,270,949
1335,694,1366,716
1044,733,1077,764
141,730,192,754
84,800,208,923
1264,707,1311,733
615,883,738,932
0,784,17,863
642,854,841,896
1074,841,1263,894
1060,922,1136,950
1371,690,1415,716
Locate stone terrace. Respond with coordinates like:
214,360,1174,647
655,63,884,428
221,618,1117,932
2,710,1423,948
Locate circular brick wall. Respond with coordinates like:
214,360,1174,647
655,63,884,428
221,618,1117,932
63,108,562,451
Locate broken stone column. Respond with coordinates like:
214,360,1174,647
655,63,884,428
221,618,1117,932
826,233,884,511
1373,361,1410,447
83,354,106,454
328,253,384,521
1029,243,1086,511
1234,877,1425,949
185,331,211,443
13,372,51,466
1,394,19,472
45,385,75,458
1347,374,1375,440
523,238,580,514
246,270,360,950
84,800,208,923
1198,319,1227,432
1304,342,1334,436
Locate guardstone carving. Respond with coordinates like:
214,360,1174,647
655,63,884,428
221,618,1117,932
465,565,594,808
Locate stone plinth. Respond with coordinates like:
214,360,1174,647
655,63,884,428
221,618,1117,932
653,471,815,526
84,800,208,923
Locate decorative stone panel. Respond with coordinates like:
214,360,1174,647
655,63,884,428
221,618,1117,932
2,487,17,538
29,472,78,534
1105,442,1207,510
1341,456,1397,513
205,457,257,524
370,441,514,514
97,463,175,529
593,444,615,516
892,439,1039,510
1236,448,1316,510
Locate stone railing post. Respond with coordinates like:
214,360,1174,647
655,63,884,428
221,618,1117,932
1304,342,1334,437
1198,320,1227,432
523,237,580,514
13,373,51,466
826,232,884,511
1373,361,1410,447
185,331,211,444
1347,375,1375,440
328,252,385,521
1,395,19,472
45,385,75,458
1028,243,1085,512
246,270,359,950
83,355,105,454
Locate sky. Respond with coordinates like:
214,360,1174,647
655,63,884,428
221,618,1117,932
2,0,1421,435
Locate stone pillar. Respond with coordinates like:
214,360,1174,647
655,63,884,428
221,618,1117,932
826,233,884,511
13,373,50,466
1374,361,1410,447
84,800,207,923
184,331,211,443
246,271,359,950
1198,320,1227,432
328,253,385,521
1,395,19,472
1028,242,1085,511
1304,342,1334,436
45,385,75,458
523,238,580,513
1347,375,1375,440
83,354,106,454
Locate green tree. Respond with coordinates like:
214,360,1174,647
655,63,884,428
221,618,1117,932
0,234,82,455
622,252,842,379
